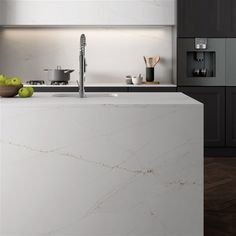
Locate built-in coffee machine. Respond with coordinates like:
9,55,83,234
177,38,225,86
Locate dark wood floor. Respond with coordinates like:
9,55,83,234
205,157,236,236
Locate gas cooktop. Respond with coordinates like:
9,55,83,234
26,80,45,85
26,80,69,86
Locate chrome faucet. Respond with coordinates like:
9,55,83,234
78,34,87,98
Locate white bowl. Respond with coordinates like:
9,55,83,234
132,76,143,85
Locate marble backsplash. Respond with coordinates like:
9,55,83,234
0,27,174,84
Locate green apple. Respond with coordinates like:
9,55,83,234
0,74,7,85
18,87,31,98
5,79,13,86
10,77,22,86
26,87,34,97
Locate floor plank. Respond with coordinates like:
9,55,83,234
204,158,236,236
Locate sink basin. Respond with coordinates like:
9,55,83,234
52,93,119,98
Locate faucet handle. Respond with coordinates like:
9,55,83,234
76,80,80,91
80,34,86,47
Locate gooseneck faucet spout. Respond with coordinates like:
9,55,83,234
79,34,87,98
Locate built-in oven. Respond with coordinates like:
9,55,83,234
177,38,225,86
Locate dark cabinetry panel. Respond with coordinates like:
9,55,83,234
128,87,176,92
227,0,236,37
178,0,228,37
178,87,225,147
226,87,236,146
86,87,129,93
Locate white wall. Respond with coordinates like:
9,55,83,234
0,27,174,84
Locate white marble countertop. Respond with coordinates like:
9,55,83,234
0,91,203,236
24,83,177,88
0,92,202,106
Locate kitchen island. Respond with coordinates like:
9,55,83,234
0,92,203,236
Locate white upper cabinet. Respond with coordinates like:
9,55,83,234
0,1,6,25
0,0,176,26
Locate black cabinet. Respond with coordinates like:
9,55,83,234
86,87,129,93
178,0,236,38
128,87,176,92
226,0,236,37
226,87,236,146
178,87,225,147
178,0,228,37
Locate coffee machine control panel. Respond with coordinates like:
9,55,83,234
195,38,208,50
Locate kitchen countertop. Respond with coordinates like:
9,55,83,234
24,83,177,87
0,91,203,236
0,92,201,106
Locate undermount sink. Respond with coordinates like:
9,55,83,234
52,93,119,98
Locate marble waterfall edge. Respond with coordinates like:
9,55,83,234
0,93,203,236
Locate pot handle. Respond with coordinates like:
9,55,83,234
64,70,75,74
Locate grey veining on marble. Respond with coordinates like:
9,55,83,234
0,93,203,236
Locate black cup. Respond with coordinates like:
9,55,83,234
200,68,207,77
146,67,154,82
192,69,200,77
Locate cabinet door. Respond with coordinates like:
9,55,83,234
178,87,225,147
178,0,228,37
226,0,236,37
128,87,177,92
86,87,129,93
226,87,236,146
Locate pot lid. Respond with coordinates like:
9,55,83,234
44,66,74,72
